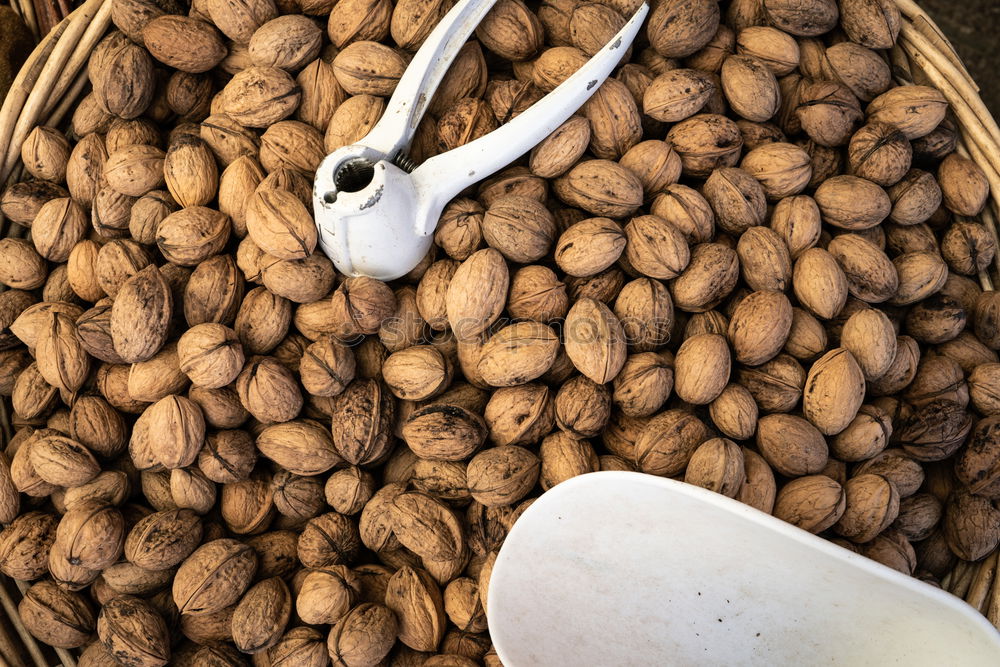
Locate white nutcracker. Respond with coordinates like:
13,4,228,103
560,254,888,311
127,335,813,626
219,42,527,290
313,0,649,281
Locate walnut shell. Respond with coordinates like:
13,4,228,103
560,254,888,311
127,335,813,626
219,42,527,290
391,491,464,562
649,185,715,244
110,265,172,363
327,603,398,667
156,206,231,266
31,198,86,265
97,595,170,666
674,333,731,405
727,289,792,366
867,85,948,140
236,356,303,423
564,298,627,384
324,467,376,516
19,580,95,649
943,488,1000,561
142,15,227,73
0,511,58,579
53,501,125,570
792,248,847,320
218,66,301,128
21,126,71,182
1,180,68,226
294,568,357,630
206,0,276,43
190,386,251,431
831,404,892,462
671,242,740,313
259,120,325,176
794,80,862,147
35,312,91,393
297,336,355,397
331,379,395,465
731,448,773,514
402,404,487,462
555,217,626,278
249,15,321,71
445,249,509,342
756,413,828,477
391,0,452,50
634,409,709,476
938,152,991,217
231,576,292,653
28,434,100,488
667,113,743,178
643,69,714,123
162,135,218,206
146,395,206,469
826,234,898,305
256,419,340,474
532,46,589,92
327,0,391,49
721,54,780,123
173,538,258,615
11,363,59,422
740,142,811,200
814,175,891,231
297,512,361,568
175,323,244,388
583,78,642,160
889,251,948,307
94,240,152,302
839,0,900,48
774,475,846,533
67,133,109,207
444,577,487,634
802,347,866,436
706,383,756,441
103,144,164,198
233,286,291,356
704,166,768,234
382,345,451,401
552,160,643,218
647,0,720,58
529,116,591,179
385,566,446,652
505,265,566,324
332,40,406,96
476,0,544,62
612,352,672,419
684,437,745,498
481,195,555,264
124,508,202,570
612,277,672,352
834,474,900,543
466,445,539,508
619,140,682,200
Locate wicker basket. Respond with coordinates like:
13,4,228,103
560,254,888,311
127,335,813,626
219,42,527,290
1,0,999,664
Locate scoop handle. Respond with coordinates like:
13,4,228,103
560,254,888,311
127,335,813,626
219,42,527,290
411,2,650,236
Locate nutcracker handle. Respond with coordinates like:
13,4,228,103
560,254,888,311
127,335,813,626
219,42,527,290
410,2,650,237
359,0,499,164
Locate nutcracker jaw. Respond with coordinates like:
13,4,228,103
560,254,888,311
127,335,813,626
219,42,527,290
312,0,649,280
314,151,433,282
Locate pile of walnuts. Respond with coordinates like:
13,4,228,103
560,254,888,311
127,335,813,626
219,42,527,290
1,0,1000,664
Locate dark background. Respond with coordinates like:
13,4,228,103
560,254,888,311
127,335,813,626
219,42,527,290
920,0,1000,115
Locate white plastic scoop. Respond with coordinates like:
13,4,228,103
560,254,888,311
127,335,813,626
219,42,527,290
312,0,649,281
487,472,1000,666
